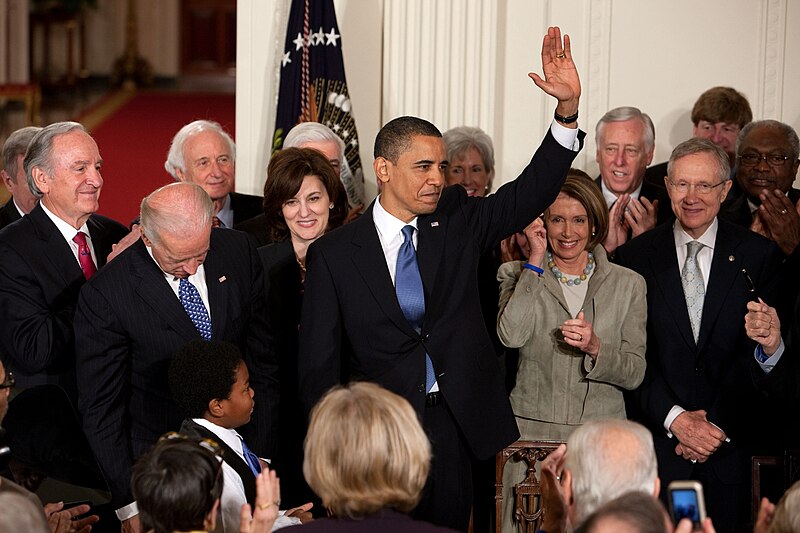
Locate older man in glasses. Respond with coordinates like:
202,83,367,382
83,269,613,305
616,137,787,531
720,120,800,255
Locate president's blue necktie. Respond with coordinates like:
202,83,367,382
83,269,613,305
179,278,212,340
395,225,435,392
240,437,262,477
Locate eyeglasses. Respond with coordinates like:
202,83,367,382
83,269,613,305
738,153,793,167
0,372,15,390
667,179,726,195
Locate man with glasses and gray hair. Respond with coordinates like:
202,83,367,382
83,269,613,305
720,119,800,255
616,137,786,531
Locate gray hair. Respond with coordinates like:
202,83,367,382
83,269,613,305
737,119,800,161
667,137,730,183
443,126,496,191
24,121,87,199
566,419,658,524
284,122,345,162
595,106,656,152
164,120,236,179
2,126,42,182
140,182,214,246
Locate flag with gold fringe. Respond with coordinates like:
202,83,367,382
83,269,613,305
273,0,364,207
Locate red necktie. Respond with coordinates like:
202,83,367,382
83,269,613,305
72,231,97,280
212,216,222,228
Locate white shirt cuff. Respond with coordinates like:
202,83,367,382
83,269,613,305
115,501,138,521
664,405,686,437
550,120,580,151
755,338,785,374
272,512,302,531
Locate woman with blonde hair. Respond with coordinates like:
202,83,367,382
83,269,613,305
283,382,457,532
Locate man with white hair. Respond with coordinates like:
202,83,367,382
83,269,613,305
594,106,671,254
165,120,262,228
541,419,660,530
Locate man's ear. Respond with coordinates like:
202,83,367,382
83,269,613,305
174,167,187,182
563,468,576,524
31,167,49,194
0,170,12,189
374,157,390,184
653,476,661,498
208,398,225,418
204,497,220,531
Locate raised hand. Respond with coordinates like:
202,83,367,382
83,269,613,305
522,217,547,268
745,298,782,356
529,26,581,116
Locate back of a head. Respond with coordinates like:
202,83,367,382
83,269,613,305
0,491,49,533
374,116,441,163
769,480,800,533
566,419,658,524
303,382,431,518
2,126,42,177
691,86,752,129
577,492,669,533
168,339,243,420
140,182,214,246
131,436,223,533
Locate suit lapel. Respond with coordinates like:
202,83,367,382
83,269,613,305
29,205,84,287
696,222,742,353
416,212,446,305
202,238,229,339
86,216,111,268
351,206,418,336
648,225,697,349
129,240,200,340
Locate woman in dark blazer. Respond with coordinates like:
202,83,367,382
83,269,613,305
283,382,458,533
258,147,348,510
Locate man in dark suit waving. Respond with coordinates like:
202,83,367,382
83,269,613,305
75,182,278,532
616,138,786,530
0,122,127,395
298,27,583,531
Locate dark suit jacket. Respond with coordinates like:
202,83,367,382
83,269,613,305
0,203,127,395
719,186,800,229
258,240,316,508
594,175,673,227
75,230,279,509
180,419,256,506
282,509,459,533
0,199,22,230
298,129,583,461
230,191,263,226
615,219,786,484
236,213,273,248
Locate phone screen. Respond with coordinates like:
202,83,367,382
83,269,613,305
671,489,700,521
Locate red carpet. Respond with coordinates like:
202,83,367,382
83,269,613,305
81,91,235,224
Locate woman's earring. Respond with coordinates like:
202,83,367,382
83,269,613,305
329,203,334,209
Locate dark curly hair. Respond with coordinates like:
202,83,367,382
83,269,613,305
168,340,243,418
263,147,348,242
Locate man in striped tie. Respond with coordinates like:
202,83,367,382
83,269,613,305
75,182,278,533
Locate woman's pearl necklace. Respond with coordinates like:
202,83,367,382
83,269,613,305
547,250,594,286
